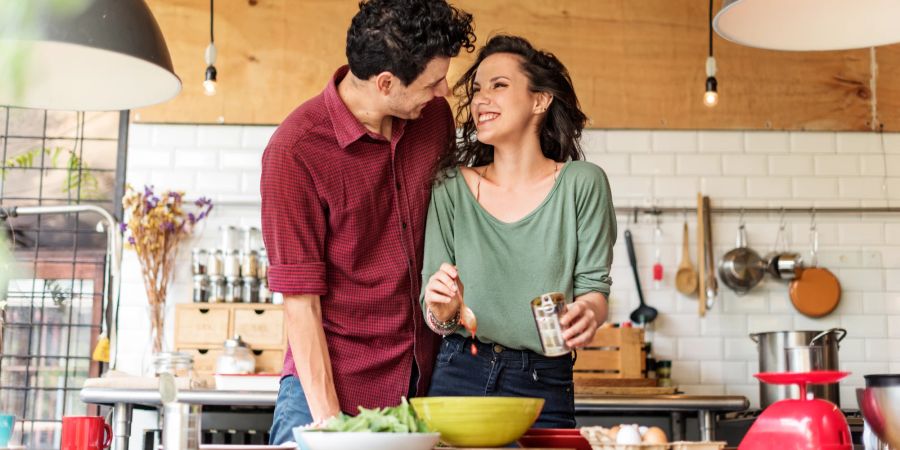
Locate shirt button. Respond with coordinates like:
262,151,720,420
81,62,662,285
396,182,401,191
408,258,413,265
402,222,408,229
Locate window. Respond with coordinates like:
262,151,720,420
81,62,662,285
1,107,125,449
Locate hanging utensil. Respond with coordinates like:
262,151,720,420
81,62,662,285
626,229,658,326
790,211,841,317
652,214,664,290
697,194,708,316
702,196,717,309
766,210,803,281
717,210,766,295
675,219,698,296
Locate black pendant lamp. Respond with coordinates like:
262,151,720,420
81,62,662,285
0,0,181,111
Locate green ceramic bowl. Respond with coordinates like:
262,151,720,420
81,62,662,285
410,396,544,447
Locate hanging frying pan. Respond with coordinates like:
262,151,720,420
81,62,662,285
790,218,841,317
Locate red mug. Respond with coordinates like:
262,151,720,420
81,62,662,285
61,416,112,450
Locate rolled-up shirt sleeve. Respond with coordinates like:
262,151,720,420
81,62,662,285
260,138,328,296
573,165,617,297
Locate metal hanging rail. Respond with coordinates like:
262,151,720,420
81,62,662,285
615,206,900,216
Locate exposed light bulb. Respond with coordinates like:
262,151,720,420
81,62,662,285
703,88,718,108
204,65,217,96
203,42,217,96
704,56,718,108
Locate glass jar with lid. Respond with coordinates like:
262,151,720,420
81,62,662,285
241,276,259,303
215,335,256,375
207,249,224,277
239,249,259,279
153,351,195,378
192,274,209,303
191,248,208,275
223,249,241,278
257,249,269,280
208,275,225,303
224,277,240,303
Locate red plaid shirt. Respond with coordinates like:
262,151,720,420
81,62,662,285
260,66,451,413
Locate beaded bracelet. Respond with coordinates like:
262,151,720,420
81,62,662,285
426,308,460,336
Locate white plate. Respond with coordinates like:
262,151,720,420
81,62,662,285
200,444,296,449
214,374,281,391
292,430,440,450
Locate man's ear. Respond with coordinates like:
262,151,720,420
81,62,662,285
374,71,394,95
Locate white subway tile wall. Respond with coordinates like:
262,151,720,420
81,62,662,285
120,125,900,409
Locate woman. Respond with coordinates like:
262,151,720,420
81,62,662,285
420,35,617,428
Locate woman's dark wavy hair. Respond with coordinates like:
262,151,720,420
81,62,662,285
434,35,587,180
346,0,476,85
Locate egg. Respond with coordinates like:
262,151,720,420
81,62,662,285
616,424,643,445
641,426,669,445
608,425,620,439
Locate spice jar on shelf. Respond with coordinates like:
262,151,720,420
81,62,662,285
192,275,209,303
207,249,224,277
191,248,208,276
208,275,225,303
224,277,240,303
239,249,258,279
258,279,271,304
223,250,241,278
241,277,259,303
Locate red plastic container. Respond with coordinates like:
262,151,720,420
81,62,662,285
517,428,591,450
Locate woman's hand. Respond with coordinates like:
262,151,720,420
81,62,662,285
560,293,608,348
424,263,464,322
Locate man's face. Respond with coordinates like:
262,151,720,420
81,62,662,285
387,57,451,120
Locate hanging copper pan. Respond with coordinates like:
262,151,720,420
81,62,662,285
790,220,841,317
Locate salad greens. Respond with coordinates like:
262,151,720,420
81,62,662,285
313,397,431,433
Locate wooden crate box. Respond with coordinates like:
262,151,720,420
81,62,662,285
574,327,645,381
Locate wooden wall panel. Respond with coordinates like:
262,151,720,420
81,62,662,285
134,0,896,131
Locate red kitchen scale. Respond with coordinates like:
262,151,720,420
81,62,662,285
739,371,852,450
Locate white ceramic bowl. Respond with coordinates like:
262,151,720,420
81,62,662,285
292,429,439,450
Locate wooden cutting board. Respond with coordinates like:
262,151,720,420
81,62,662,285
574,376,657,387
575,385,678,396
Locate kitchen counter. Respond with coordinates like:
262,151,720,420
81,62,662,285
575,395,749,442
81,387,749,450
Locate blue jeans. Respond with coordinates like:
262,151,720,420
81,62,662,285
427,334,576,428
269,375,313,445
269,366,420,445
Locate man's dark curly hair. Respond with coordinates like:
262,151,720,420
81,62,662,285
346,0,476,85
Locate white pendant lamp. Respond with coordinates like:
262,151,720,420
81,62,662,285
714,0,900,51
0,0,181,111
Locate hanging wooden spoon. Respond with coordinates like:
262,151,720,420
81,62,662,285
675,221,699,295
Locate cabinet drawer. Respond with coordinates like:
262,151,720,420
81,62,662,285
180,348,222,374
233,308,285,349
175,305,231,347
253,349,284,374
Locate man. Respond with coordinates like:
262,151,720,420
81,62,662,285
260,0,475,443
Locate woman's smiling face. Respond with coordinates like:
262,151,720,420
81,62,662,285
470,52,545,146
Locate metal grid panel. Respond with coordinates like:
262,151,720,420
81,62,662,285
0,107,123,449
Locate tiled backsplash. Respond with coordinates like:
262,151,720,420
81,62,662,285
119,124,900,409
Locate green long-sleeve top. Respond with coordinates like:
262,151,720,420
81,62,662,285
420,161,618,354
